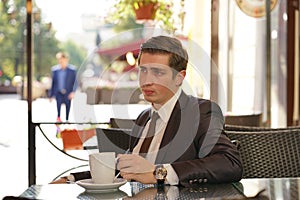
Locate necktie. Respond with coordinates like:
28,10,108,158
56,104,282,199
139,112,160,155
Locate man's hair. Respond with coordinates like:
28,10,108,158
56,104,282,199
56,52,69,59
137,36,188,75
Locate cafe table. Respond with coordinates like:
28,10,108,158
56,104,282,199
17,178,299,199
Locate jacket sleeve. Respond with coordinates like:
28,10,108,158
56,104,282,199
171,100,243,187
71,170,121,181
70,68,78,92
49,70,56,98
71,171,91,181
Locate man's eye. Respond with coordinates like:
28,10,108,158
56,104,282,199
139,67,147,73
152,69,164,76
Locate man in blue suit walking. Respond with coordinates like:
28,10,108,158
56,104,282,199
49,52,77,122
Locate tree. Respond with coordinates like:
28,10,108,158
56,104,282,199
0,0,88,86
0,1,19,83
0,0,61,82
34,22,60,79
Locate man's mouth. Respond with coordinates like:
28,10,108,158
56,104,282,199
142,89,155,96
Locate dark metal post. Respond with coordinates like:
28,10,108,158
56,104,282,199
26,0,36,186
265,0,271,127
287,0,299,125
210,0,219,102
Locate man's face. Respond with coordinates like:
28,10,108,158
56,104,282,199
58,57,68,69
138,53,184,108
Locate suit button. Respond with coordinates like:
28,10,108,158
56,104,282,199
198,179,202,183
189,180,193,184
193,179,198,183
203,178,207,183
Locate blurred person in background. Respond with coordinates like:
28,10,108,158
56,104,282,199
49,52,77,122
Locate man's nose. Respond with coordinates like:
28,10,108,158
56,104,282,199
140,73,154,85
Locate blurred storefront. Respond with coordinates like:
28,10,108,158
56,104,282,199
79,37,145,104
75,0,300,127
187,0,299,127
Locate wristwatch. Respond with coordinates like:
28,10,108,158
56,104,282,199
62,174,75,183
153,165,167,186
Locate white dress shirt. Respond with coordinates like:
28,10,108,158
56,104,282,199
133,89,182,185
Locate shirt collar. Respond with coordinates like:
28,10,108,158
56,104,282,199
151,89,182,123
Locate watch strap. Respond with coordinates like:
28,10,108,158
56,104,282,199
154,164,167,186
62,174,75,183
157,179,165,186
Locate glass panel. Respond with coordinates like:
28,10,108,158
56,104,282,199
219,0,288,127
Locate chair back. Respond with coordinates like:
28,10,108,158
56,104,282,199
225,113,262,126
96,128,131,154
226,129,300,178
225,124,300,131
110,118,135,129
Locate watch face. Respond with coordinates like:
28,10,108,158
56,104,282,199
155,166,167,180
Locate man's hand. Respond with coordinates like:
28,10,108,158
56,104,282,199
68,92,74,100
49,177,68,184
120,172,156,184
117,154,156,184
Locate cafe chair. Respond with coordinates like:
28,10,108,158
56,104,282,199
224,124,300,132
225,113,262,127
96,128,131,154
225,129,300,178
109,118,135,129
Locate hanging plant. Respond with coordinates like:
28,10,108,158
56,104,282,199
133,1,157,20
107,0,176,33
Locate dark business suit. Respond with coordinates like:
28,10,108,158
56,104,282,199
50,65,77,120
129,91,243,186
71,92,242,186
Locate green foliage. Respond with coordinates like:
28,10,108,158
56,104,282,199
0,2,19,64
1,59,15,80
154,1,174,32
34,23,61,78
107,0,175,33
0,0,87,82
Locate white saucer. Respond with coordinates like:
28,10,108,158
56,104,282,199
79,190,128,199
76,178,127,193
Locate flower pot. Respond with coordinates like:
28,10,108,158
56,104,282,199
133,2,157,20
61,129,96,150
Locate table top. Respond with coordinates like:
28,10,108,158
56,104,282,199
236,178,300,199
19,178,300,199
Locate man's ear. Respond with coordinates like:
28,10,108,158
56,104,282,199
175,70,186,86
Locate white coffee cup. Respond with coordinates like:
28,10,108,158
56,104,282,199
89,152,116,184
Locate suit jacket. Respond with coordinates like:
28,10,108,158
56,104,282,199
129,91,243,186
50,65,77,98
71,92,243,186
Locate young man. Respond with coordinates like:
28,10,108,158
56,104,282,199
116,36,242,186
54,36,242,186
49,52,77,122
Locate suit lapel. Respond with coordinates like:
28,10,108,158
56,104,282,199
129,109,151,151
155,92,190,163
159,103,181,148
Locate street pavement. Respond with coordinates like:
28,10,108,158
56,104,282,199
0,92,149,198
